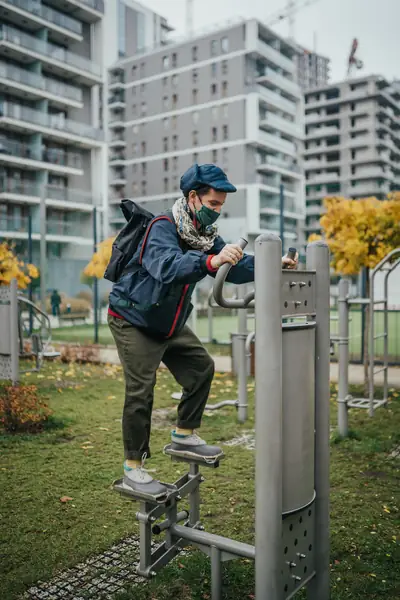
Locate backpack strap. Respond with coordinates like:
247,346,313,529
139,214,173,265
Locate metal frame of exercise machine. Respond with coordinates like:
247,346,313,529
114,234,331,600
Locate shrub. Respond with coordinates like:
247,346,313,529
76,290,93,304
45,296,91,316
0,384,53,433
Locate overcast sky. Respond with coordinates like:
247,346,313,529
141,0,399,83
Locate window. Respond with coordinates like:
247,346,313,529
223,125,228,140
164,177,169,192
222,60,228,75
222,81,228,97
210,40,218,56
192,89,198,104
141,141,146,156
192,111,199,124
131,65,137,77
172,175,179,191
173,156,178,171
132,163,137,175
141,102,147,115
132,182,138,193
132,104,137,116
212,106,218,121
132,142,138,156
162,56,169,69
132,124,138,134
172,74,178,87
142,162,147,176
163,76,168,87
193,131,198,146
172,135,178,150
211,83,217,97
172,115,177,129
193,152,198,163
192,46,198,62
212,149,218,163
222,104,229,118
140,62,145,77
212,127,217,142
192,69,198,83
163,137,168,152
221,37,229,53
164,158,169,171
211,63,217,77
172,53,177,68
132,87,136,97
141,181,146,195
163,96,169,110
163,117,169,129
222,148,228,166
140,83,145,94
172,94,178,109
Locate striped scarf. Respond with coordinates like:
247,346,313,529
171,197,218,252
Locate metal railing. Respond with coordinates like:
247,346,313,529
46,185,93,204
0,25,101,77
4,0,82,35
0,180,39,197
259,155,302,174
0,102,103,141
0,62,82,102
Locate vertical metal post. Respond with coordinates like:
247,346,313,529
279,183,285,254
237,286,248,423
254,233,282,600
383,271,389,406
211,545,222,600
360,268,367,363
39,190,46,314
28,212,33,335
368,272,375,417
306,241,330,600
139,501,152,573
93,207,99,345
208,279,214,343
338,278,349,437
10,279,19,385
188,463,200,526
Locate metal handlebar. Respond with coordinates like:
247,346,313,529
213,238,255,309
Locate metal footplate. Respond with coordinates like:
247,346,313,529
113,478,176,504
163,443,225,468
346,397,388,410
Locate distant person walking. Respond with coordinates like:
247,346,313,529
50,289,62,317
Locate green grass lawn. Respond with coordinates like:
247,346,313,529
51,309,400,363
1,361,399,600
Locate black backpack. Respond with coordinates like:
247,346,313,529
104,199,172,283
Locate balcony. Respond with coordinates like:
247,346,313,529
109,152,125,166
306,204,323,216
0,214,90,242
259,113,303,140
306,125,340,139
108,92,126,110
46,185,94,206
109,115,125,130
109,69,125,90
307,172,339,184
350,167,394,180
257,85,296,116
255,130,296,156
257,155,302,178
0,178,40,200
349,181,390,197
254,39,295,73
0,0,83,42
0,25,102,85
0,62,83,108
110,173,127,186
0,102,104,147
0,137,83,173
109,134,126,148
305,159,327,170
256,68,300,99
44,0,104,23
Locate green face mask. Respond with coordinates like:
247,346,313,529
195,203,220,227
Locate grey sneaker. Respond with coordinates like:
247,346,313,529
122,454,167,499
170,431,223,460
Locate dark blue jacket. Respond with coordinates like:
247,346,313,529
109,215,254,338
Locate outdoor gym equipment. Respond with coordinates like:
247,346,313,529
336,248,400,436
0,280,60,384
113,234,330,600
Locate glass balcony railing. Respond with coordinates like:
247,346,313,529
46,219,86,236
0,25,101,77
0,62,83,103
0,137,83,168
258,155,302,174
0,215,30,232
1,102,104,141
4,0,82,35
0,179,39,196
46,185,93,204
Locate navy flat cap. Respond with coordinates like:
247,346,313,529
180,163,237,195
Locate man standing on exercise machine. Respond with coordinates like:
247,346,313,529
108,163,298,497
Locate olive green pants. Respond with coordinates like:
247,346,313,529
108,315,215,460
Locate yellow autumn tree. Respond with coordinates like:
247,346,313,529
83,237,114,279
309,192,400,391
0,242,39,289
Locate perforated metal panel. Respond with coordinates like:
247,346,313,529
282,503,316,598
0,285,12,355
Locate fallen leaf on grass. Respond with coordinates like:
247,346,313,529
60,496,73,503
107,395,116,400
81,445,94,449
99,427,109,431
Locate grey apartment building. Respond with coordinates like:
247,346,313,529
0,0,171,295
304,75,400,237
108,18,305,252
